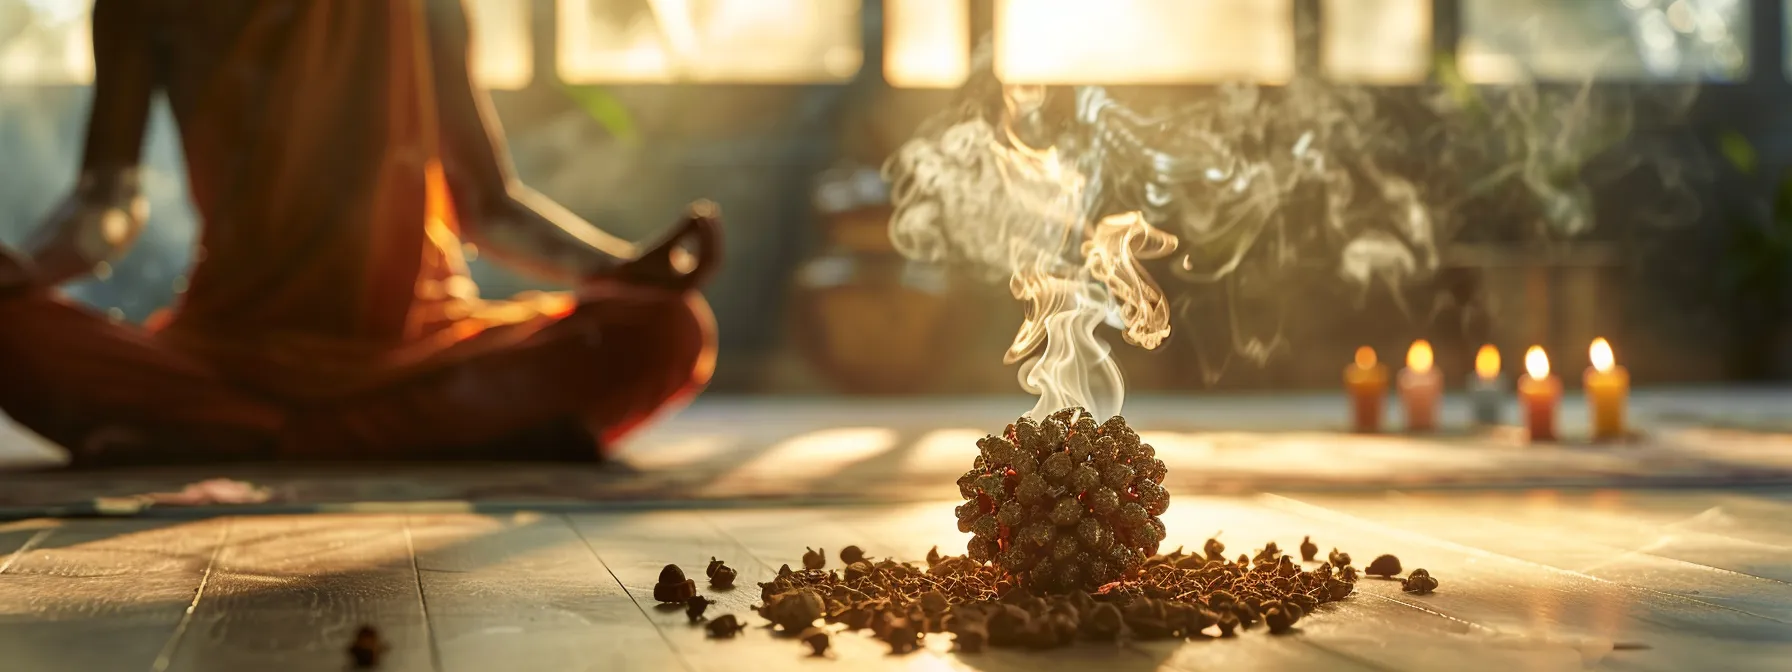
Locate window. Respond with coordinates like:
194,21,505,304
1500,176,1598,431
1322,0,1431,83
0,0,93,86
994,0,1295,84
0,0,535,88
885,0,970,88
466,0,532,90
1459,0,1748,83
557,0,863,84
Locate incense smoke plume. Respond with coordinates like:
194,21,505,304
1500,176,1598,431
886,33,1705,415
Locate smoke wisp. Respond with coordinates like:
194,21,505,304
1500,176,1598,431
886,29,1707,409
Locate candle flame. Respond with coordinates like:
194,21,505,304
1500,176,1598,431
1406,340,1433,372
1355,346,1377,369
1525,346,1549,379
1475,344,1500,379
1590,338,1615,373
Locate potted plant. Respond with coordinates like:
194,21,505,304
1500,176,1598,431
1716,131,1792,380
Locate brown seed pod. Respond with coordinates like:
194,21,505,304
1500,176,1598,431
654,577,697,603
1204,537,1227,562
840,545,867,566
803,547,826,570
882,617,921,654
1402,568,1439,594
686,595,715,623
347,625,385,668
659,564,686,584
1366,554,1402,578
1328,548,1352,568
1300,536,1319,563
800,626,831,656
706,614,749,639
710,564,738,589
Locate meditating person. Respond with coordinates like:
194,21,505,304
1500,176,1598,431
0,0,719,466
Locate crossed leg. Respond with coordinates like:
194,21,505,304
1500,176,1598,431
0,279,714,466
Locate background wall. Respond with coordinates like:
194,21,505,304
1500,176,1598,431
1,0,1788,397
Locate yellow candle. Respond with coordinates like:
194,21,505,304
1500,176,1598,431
1344,346,1388,433
1585,338,1629,441
1517,346,1560,442
1397,340,1441,432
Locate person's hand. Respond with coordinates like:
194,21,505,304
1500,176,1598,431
599,200,723,293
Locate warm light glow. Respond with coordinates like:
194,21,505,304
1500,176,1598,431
1321,0,1431,83
1459,0,1750,83
558,0,862,83
885,0,970,88
714,427,900,488
0,1,94,85
1355,346,1378,369
994,0,1295,84
1525,346,1550,379
1590,338,1615,373
1475,344,1501,379
1405,340,1433,373
467,0,534,90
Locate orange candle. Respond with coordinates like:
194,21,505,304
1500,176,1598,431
1517,346,1560,442
1397,340,1441,432
1344,346,1389,433
1585,338,1629,441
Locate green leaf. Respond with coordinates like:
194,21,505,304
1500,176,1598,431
1719,130,1757,176
559,84,640,146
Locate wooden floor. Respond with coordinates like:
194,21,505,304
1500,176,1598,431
4,488,1789,671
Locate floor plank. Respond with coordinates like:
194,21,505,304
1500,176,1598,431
1286,492,1792,623
158,515,434,671
408,513,686,672
0,518,228,671
1263,494,1792,672
0,518,54,572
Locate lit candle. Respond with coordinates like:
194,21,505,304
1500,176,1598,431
1344,346,1389,433
1517,346,1560,442
1467,344,1505,425
1584,338,1629,441
1397,340,1441,432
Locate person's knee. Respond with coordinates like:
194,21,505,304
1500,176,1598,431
651,291,716,392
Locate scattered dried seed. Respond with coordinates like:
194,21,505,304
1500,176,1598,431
804,547,827,570
686,595,715,623
840,545,868,566
707,614,749,639
1402,568,1439,595
347,626,384,668
800,626,831,656
1300,536,1319,563
1366,554,1402,578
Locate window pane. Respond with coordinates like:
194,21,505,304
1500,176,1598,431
1459,0,1748,83
1322,0,1432,83
0,0,93,85
557,0,862,84
995,0,1295,84
467,0,532,90
886,0,969,88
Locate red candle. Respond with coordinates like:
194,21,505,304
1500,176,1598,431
1344,346,1389,433
1517,346,1560,442
1398,339,1441,432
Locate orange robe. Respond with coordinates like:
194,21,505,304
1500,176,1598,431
0,0,714,465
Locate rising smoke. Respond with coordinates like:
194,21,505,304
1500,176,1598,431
884,34,1706,417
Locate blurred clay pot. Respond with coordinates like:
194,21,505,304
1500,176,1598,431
792,192,956,394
